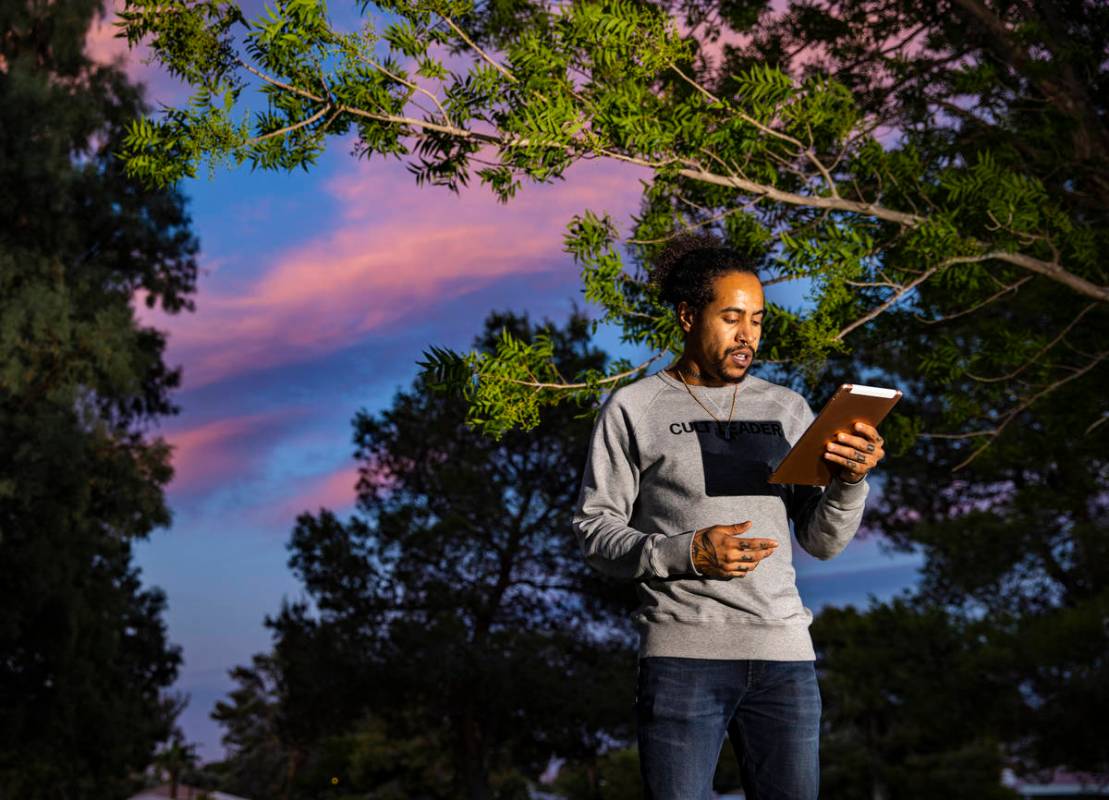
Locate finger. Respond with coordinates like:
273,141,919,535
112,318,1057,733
852,422,880,440
731,537,779,551
724,543,776,560
723,549,774,567
727,521,753,534
824,451,856,469
734,558,768,576
854,421,885,447
826,442,871,463
823,452,870,475
833,432,876,453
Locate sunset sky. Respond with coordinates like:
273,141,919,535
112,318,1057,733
88,2,923,760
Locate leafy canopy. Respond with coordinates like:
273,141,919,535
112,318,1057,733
116,0,1106,470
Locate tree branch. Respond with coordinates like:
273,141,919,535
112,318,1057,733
485,352,666,391
919,430,997,440
965,303,1097,383
987,251,1105,302
676,157,922,225
358,54,454,129
949,0,1108,160
831,255,1011,341
951,350,1108,471
916,275,1033,325
669,61,839,196
246,104,331,145
1085,413,1108,436
626,195,763,244
440,14,517,84
233,60,1109,305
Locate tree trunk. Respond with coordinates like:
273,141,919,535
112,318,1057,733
459,703,492,800
586,761,600,799
283,747,304,800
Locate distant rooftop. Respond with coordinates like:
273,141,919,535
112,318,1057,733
1004,768,1109,798
127,785,251,800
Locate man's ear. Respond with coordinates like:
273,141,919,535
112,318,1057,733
677,301,695,333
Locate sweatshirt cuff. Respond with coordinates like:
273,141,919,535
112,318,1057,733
825,473,870,507
689,529,702,577
649,530,698,578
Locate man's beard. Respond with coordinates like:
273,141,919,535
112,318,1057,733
716,347,755,383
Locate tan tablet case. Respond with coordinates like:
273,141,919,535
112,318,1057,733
768,384,902,486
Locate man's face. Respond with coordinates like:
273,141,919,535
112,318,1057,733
679,271,765,384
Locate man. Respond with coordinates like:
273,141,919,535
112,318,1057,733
571,234,886,800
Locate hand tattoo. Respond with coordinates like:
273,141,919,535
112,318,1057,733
692,530,723,574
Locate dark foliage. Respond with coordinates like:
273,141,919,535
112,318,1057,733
0,1,198,796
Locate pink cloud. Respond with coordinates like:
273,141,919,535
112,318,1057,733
135,153,649,390
84,2,131,67
245,455,406,528
164,407,310,496
255,462,363,526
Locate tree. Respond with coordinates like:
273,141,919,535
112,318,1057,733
116,0,1105,455
552,746,642,800
0,0,199,796
210,653,294,800
152,729,201,799
841,297,1109,779
813,599,1023,800
212,310,639,800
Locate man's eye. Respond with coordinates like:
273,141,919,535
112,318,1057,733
723,318,739,324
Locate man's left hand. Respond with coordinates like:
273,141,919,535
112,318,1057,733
823,422,885,484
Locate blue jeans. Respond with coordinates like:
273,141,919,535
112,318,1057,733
636,657,821,800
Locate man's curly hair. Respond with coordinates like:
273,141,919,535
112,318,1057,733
647,231,760,320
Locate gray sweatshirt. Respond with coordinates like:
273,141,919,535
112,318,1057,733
571,368,869,661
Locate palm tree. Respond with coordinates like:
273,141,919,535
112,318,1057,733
152,730,199,799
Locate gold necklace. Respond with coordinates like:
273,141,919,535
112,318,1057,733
671,365,738,424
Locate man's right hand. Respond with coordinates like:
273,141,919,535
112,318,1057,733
691,521,778,578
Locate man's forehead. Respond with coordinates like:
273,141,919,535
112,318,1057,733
718,304,766,314
711,272,764,307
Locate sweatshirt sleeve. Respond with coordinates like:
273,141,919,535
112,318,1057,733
572,393,698,581
786,398,870,560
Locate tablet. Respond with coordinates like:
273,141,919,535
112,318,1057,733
768,384,902,486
